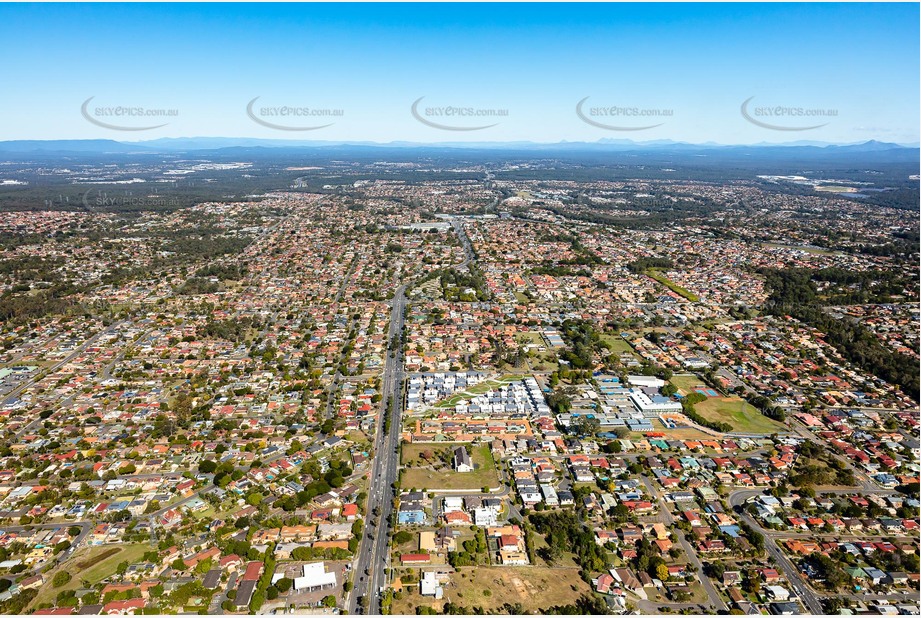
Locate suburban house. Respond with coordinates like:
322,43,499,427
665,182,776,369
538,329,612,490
453,447,473,473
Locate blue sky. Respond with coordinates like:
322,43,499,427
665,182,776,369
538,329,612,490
1,3,918,144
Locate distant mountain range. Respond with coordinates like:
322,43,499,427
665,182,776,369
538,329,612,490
0,137,917,154
0,139,917,168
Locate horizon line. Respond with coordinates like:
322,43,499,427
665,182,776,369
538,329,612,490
1,137,919,149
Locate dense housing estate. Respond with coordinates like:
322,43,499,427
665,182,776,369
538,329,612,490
0,155,917,617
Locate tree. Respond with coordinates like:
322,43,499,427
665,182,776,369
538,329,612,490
322,595,337,608
52,570,72,587
574,415,601,437
547,391,572,415
704,561,725,580
249,591,265,612
610,503,630,522
173,391,193,426
656,563,670,582
743,569,761,594
246,492,263,507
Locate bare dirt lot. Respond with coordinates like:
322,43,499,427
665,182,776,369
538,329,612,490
390,565,592,614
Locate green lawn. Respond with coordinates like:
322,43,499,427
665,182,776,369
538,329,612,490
694,396,786,434
647,270,700,302
601,334,640,360
435,381,499,408
516,332,559,371
435,375,532,408
604,337,636,355
526,526,579,568
400,443,499,490
669,375,784,434
28,543,150,610
191,506,217,520
669,374,709,395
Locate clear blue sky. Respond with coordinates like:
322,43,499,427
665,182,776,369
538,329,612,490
2,3,918,144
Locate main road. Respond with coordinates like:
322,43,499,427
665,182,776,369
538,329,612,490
348,283,406,615
638,475,728,613
728,489,825,614
349,219,472,614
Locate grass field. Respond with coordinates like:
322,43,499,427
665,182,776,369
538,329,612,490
391,566,592,614
526,527,579,568
669,374,709,394
645,581,710,605
400,443,499,490
435,381,501,408
602,335,637,356
28,543,150,610
435,374,532,408
647,270,700,302
669,375,784,434
515,332,559,372
600,334,641,363
695,397,785,434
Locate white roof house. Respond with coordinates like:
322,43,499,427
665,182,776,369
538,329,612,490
420,571,444,598
293,562,337,592
626,375,665,388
